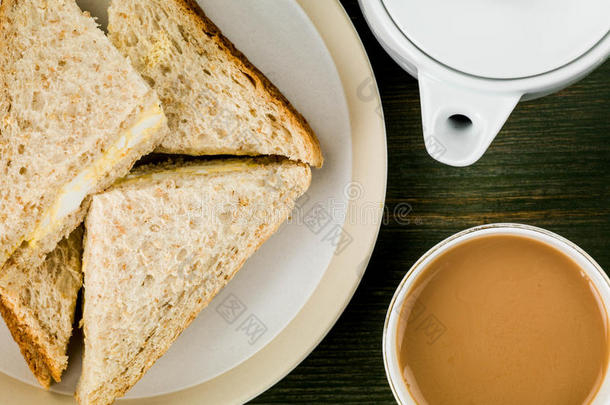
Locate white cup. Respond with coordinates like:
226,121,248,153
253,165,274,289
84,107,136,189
383,223,610,404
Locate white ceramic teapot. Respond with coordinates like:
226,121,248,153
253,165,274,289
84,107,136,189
359,0,610,166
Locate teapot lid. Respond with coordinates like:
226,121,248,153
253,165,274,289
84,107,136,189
382,0,610,79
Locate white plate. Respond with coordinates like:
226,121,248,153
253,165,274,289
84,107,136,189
0,0,351,397
0,1,387,402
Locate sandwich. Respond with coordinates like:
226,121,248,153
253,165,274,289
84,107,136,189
0,228,83,388
0,0,169,386
107,0,323,167
0,0,169,272
76,157,311,405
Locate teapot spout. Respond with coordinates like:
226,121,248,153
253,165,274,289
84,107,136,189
419,73,521,167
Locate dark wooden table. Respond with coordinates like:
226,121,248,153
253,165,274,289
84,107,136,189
253,1,610,403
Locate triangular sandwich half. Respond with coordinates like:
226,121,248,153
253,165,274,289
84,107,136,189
0,0,169,272
75,157,310,404
0,227,83,388
107,0,323,167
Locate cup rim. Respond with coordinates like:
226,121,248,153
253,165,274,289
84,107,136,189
383,223,610,405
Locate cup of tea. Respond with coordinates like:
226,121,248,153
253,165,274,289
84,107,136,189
383,223,610,404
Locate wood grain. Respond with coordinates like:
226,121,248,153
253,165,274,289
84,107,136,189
253,1,610,403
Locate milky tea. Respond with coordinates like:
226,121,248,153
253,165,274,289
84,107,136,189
397,235,609,405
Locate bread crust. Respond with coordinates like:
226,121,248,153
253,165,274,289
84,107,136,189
0,296,57,388
149,0,323,167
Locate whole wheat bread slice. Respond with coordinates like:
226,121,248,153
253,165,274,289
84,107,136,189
0,0,169,273
0,227,83,388
75,157,311,405
107,0,323,167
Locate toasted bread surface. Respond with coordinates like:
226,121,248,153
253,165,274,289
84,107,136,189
0,0,168,271
108,0,323,167
76,157,311,404
0,228,83,388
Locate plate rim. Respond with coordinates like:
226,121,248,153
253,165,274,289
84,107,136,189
0,0,388,403
176,1,388,402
